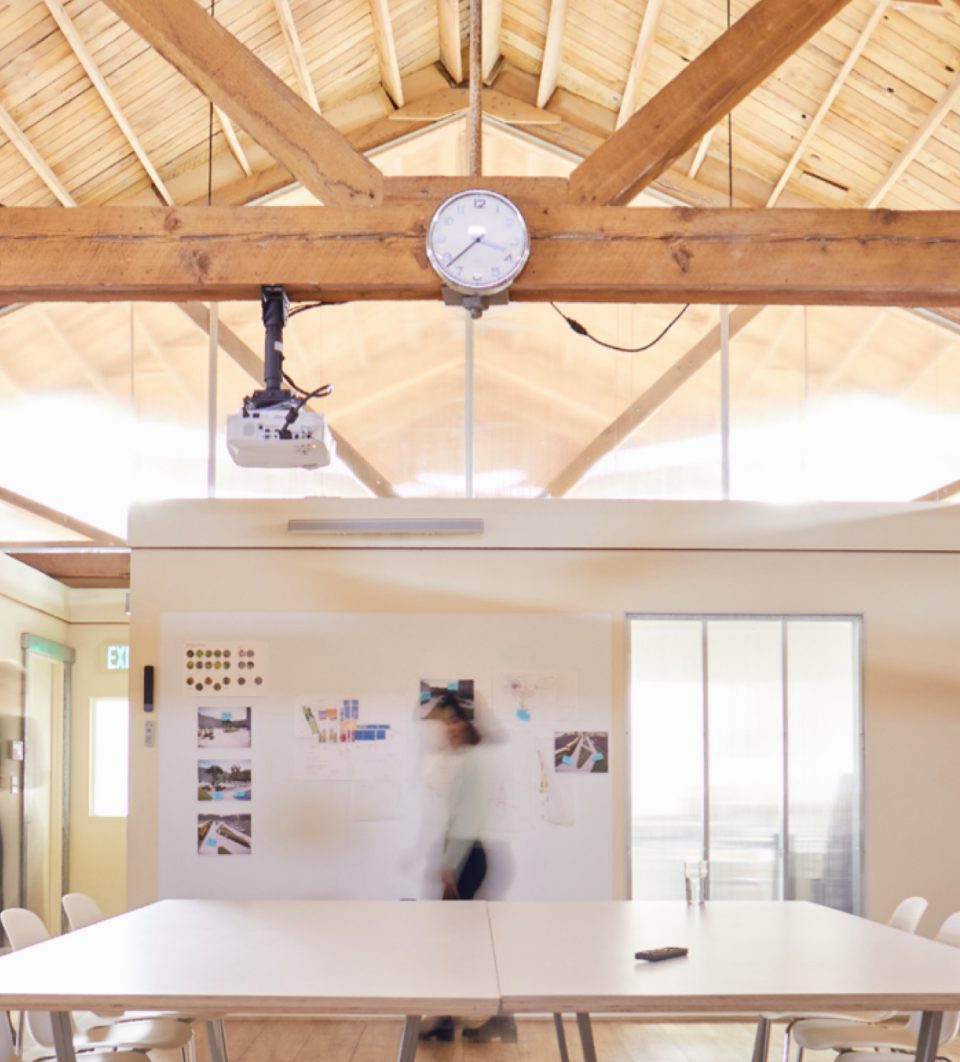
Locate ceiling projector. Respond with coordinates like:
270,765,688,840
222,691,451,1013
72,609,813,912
226,404,335,470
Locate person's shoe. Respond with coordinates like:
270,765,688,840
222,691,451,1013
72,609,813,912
420,1017,455,1042
462,1016,518,1043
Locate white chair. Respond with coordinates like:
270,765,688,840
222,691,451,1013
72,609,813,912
62,893,208,1062
0,1006,149,1062
757,896,929,1062
0,907,194,1062
790,909,960,1062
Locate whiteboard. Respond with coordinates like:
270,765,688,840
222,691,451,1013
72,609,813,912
158,612,612,900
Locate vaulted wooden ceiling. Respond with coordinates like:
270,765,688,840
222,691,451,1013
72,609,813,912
2,0,960,586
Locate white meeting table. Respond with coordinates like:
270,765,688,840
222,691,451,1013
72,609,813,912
0,899,500,1062
489,901,960,1062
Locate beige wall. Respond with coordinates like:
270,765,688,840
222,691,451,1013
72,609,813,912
127,499,960,937
0,556,128,919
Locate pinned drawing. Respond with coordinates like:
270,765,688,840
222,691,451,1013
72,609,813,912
197,706,252,749
498,673,558,723
183,641,268,695
554,731,609,774
197,814,252,855
198,760,251,802
419,679,475,721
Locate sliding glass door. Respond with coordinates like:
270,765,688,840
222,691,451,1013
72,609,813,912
628,616,861,911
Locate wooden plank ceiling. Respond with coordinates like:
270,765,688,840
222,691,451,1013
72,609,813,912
2,0,960,585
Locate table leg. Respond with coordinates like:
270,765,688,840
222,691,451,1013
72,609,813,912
553,1012,570,1062
752,1015,771,1062
206,1018,228,1062
575,1012,597,1062
397,1015,421,1062
914,1010,943,1062
50,1012,76,1062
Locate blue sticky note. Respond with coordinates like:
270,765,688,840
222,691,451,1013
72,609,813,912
591,751,604,762
517,708,531,722
205,837,217,847
447,682,458,691
214,791,223,800
221,711,231,720
562,755,573,765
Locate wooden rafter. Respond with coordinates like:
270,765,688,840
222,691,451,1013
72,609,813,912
100,0,383,207
43,0,175,206
214,107,253,177
569,0,856,205
0,485,125,546
688,129,714,179
10,205,960,306
866,68,960,207
541,306,766,497
174,303,397,498
915,478,960,501
369,0,405,107
0,101,75,207
273,0,320,111
437,0,464,83
767,0,888,206
537,0,568,108
482,0,502,81
616,0,665,129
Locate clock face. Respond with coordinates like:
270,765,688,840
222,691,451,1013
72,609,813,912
426,189,531,295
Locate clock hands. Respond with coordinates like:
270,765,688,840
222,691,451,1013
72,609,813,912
447,233,484,267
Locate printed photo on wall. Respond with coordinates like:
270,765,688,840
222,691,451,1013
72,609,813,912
419,679,475,721
197,814,252,855
198,759,252,802
554,731,609,774
197,706,252,749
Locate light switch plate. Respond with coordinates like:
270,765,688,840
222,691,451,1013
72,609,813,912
144,719,155,748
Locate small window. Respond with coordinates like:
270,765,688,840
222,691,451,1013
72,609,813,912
90,698,129,817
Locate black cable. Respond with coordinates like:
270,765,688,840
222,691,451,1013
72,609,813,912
549,302,690,353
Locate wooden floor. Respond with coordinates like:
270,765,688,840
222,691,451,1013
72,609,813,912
154,1017,960,1062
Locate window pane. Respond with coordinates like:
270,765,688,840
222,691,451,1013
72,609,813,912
786,620,861,910
90,698,129,817
630,620,704,899
707,620,783,900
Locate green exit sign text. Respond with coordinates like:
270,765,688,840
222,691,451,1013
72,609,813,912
105,644,129,671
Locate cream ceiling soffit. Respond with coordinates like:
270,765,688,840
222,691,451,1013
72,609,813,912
537,0,568,107
0,485,126,547
569,0,857,205
43,0,175,206
369,0,405,107
541,305,766,498
617,0,666,129
482,0,503,81
100,0,382,206
437,0,464,83
767,0,888,206
214,106,252,177
11,206,960,304
0,102,75,207
916,478,960,501
173,303,397,498
866,67,960,207
273,0,321,111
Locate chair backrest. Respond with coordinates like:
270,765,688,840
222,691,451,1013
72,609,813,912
0,908,61,1049
887,896,928,934
0,1013,16,1062
903,910,960,1043
62,893,103,932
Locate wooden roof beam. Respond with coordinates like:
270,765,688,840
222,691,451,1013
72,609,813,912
569,0,857,205
0,485,125,546
437,0,464,83
768,0,887,206
369,0,405,107
101,0,382,206
542,306,766,497
10,206,960,305
174,303,397,498
866,67,960,206
43,0,175,206
537,0,568,107
617,0,666,129
214,106,253,177
483,0,502,81
0,100,75,207
273,0,320,111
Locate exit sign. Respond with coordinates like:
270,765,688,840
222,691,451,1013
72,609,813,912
105,644,129,671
